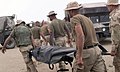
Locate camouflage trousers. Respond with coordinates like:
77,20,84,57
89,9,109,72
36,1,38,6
111,25,120,72
113,46,120,72
34,39,42,47
55,36,66,47
34,39,43,66
19,45,38,72
55,36,66,71
73,46,107,72
42,35,50,46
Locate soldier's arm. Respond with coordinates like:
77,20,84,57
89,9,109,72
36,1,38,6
48,24,55,46
31,34,36,48
40,31,47,42
29,29,36,48
2,30,14,53
64,22,71,40
71,18,84,65
75,24,84,60
39,28,45,41
3,35,12,48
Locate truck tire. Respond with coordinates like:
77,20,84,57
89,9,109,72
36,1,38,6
6,38,15,49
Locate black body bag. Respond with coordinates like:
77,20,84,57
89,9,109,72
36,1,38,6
29,46,76,70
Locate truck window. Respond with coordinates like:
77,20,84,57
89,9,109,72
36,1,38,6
100,15,110,22
90,16,99,23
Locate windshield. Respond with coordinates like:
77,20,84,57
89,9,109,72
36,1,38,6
89,15,110,23
100,15,109,22
90,16,99,23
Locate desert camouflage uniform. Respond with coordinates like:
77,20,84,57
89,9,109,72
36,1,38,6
109,7,120,72
11,25,38,72
71,14,106,72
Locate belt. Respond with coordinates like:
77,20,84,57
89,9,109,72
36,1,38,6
84,44,98,49
55,35,65,38
18,44,30,47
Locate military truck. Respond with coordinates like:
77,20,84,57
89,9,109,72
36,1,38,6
65,2,110,41
0,15,16,48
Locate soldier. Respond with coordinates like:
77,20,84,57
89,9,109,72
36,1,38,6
64,17,73,47
1,20,38,72
47,11,71,71
31,21,47,47
40,21,50,45
65,1,106,72
106,0,120,72
64,17,72,34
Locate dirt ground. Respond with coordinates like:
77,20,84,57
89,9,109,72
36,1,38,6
0,38,115,72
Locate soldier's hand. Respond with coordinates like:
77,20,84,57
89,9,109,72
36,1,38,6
77,57,84,69
33,44,37,48
45,41,48,46
1,47,6,54
111,51,116,56
67,38,71,44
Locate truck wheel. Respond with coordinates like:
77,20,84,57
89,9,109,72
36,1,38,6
6,38,15,49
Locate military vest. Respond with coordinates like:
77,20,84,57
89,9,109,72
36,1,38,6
14,26,32,46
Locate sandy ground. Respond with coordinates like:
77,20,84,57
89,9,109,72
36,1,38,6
0,38,115,72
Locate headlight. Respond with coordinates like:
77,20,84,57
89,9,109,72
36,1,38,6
102,28,106,31
29,24,32,27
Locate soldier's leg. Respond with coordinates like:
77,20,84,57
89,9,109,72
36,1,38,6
73,47,106,72
26,65,31,72
55,37,67,71
112,45,120,72
113,56,120,72
59,61,66,69
21,51,38,72
73,48,97,72
91,48,107,72
114,60,120,72
72,60,84,72
33,39,42,65
34,39,42,47
114,66,120,72
90,57,107,72
73,60,94,72
27,61,38,72
43,35,50,46
55,37,66,47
